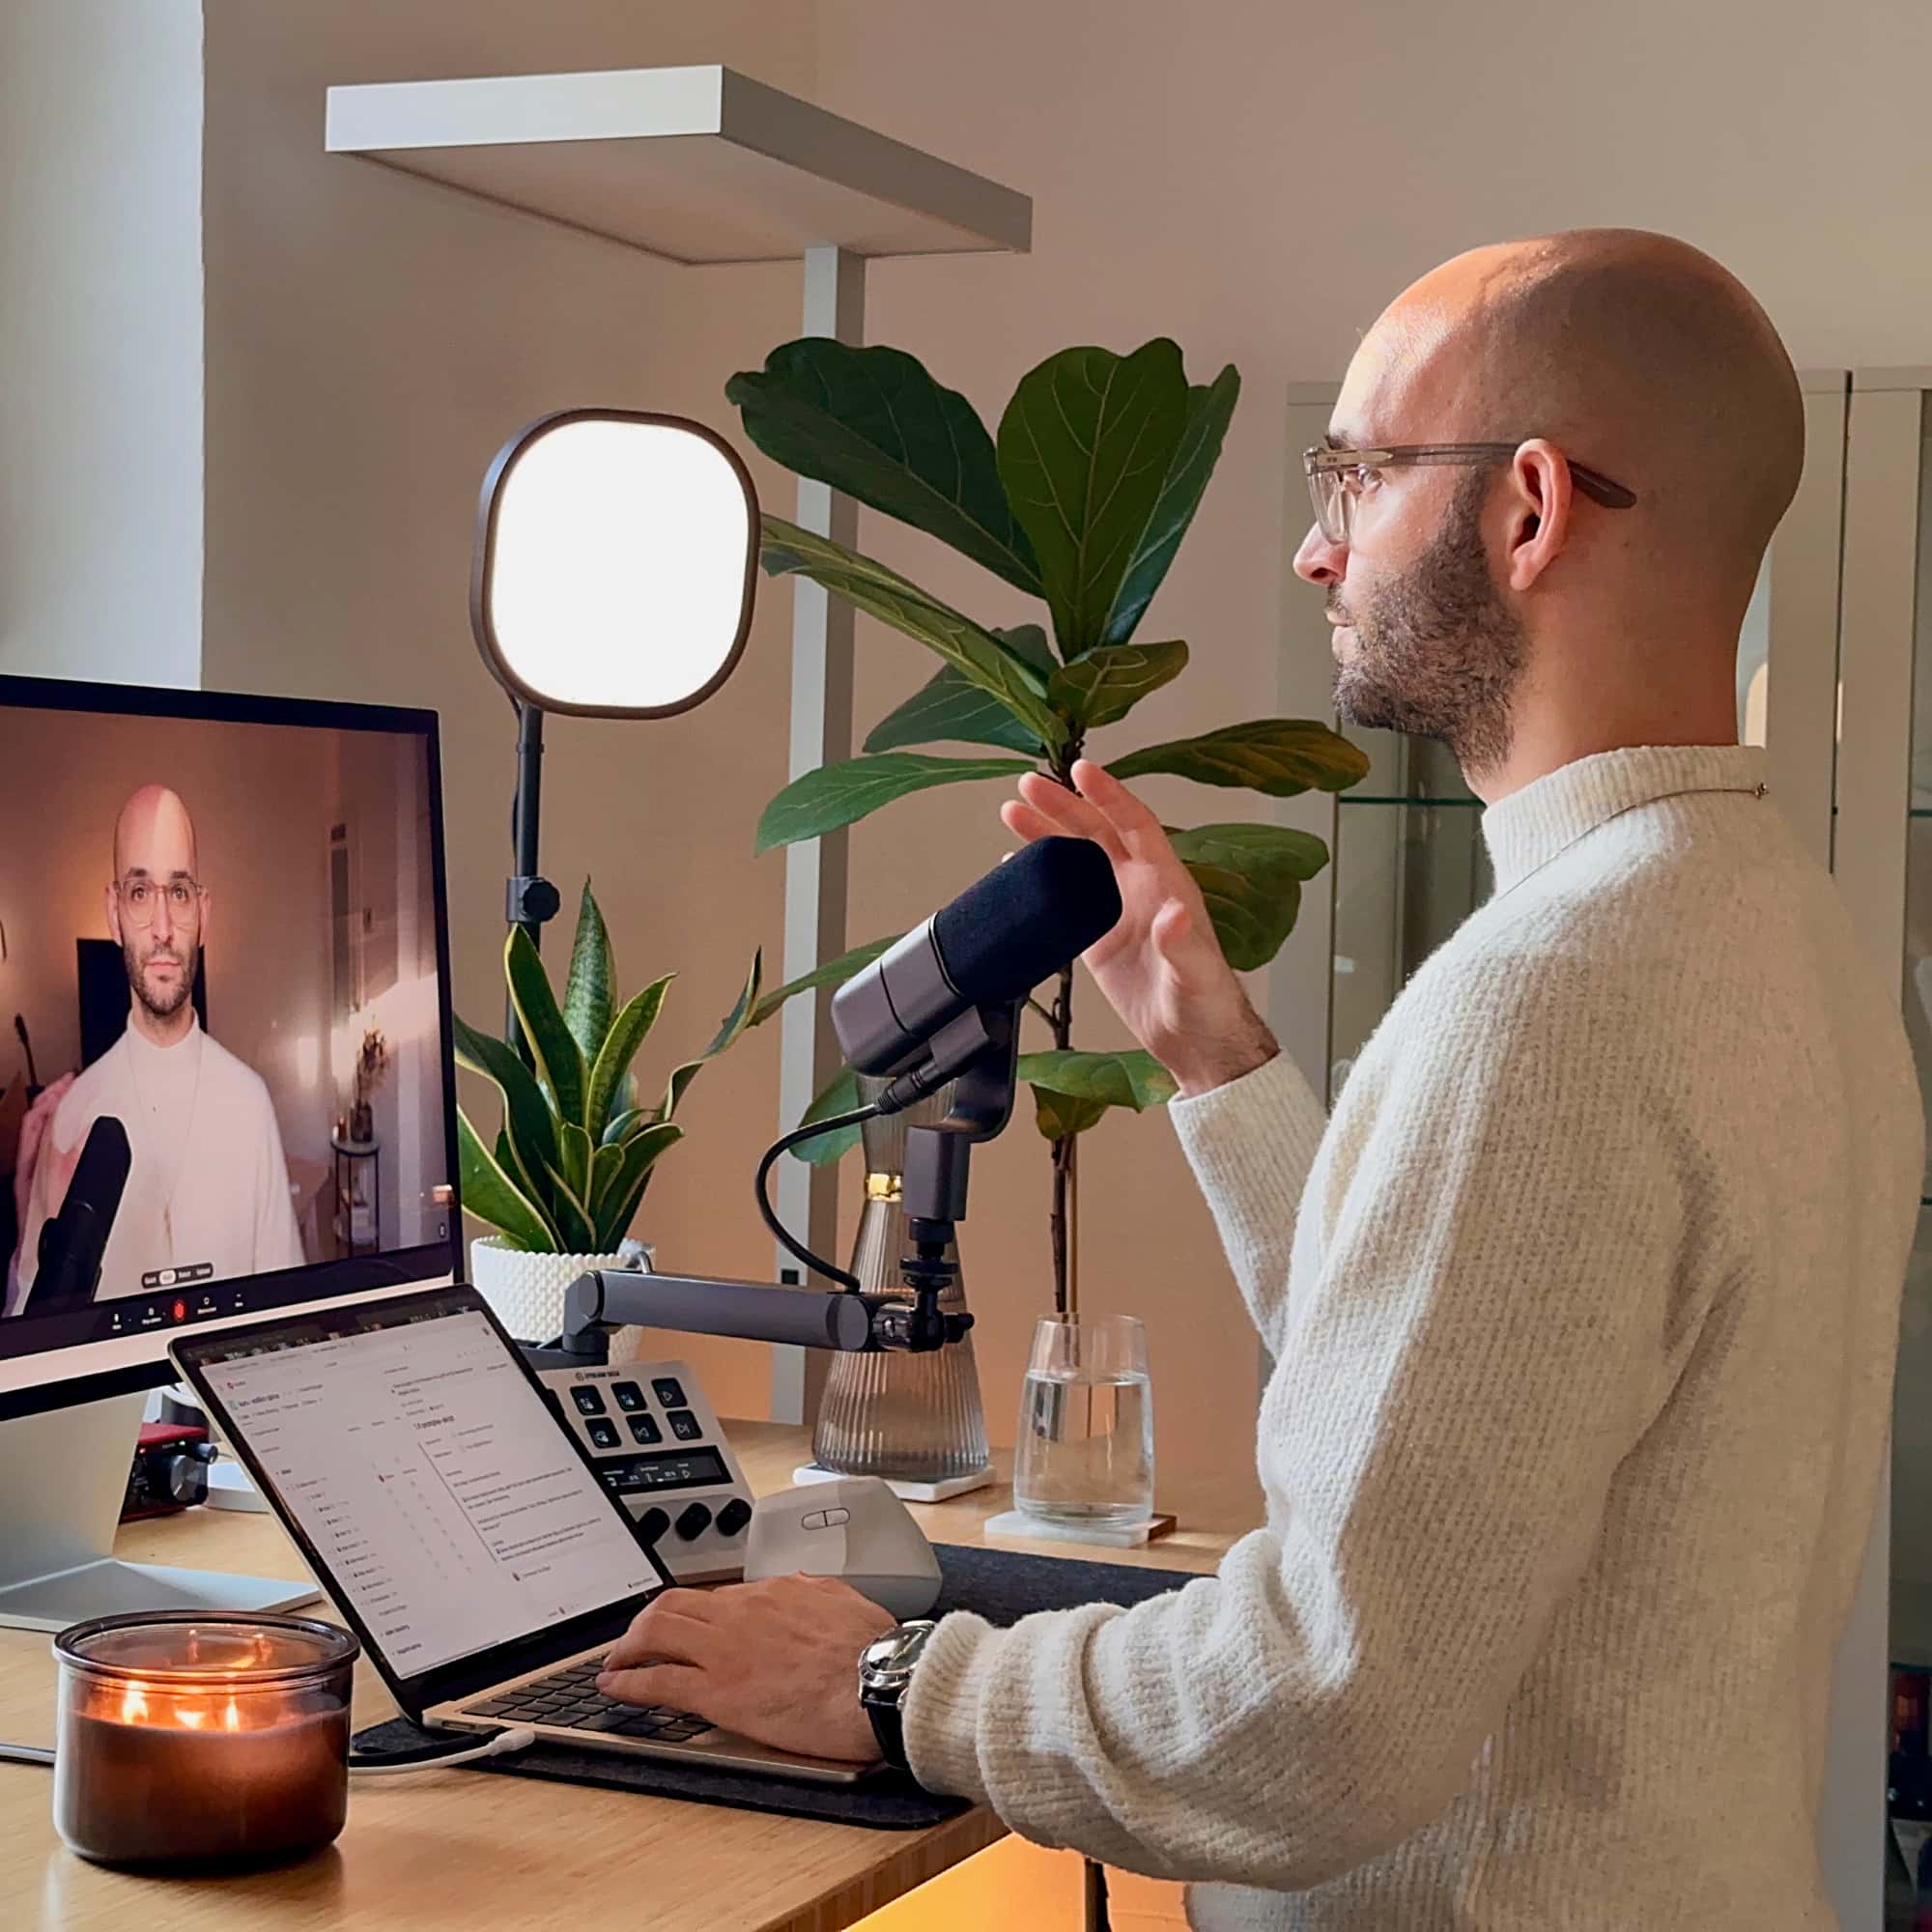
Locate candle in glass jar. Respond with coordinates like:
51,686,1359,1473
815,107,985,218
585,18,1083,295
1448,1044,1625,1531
51,1612,357,1871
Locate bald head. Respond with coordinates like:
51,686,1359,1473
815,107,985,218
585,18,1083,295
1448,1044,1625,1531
1304,230,1800,789
1359,228,1804,583
114,784,198,883
108,784,206,1036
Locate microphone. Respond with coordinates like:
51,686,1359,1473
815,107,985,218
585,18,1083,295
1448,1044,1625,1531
27,1115,131,1314
832,838,1122,1083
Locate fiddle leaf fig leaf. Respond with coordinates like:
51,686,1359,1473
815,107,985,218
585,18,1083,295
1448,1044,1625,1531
997,339,1190,659
1047,639,1189,730
1179,859,1301,974
1016,1049,1179,1111
790,1064,867,1167
727,340,1042,595
863,626,1057,755
758,517,1065,750
1031,1087,1112,1142
1109,720,1370,796
1105,365,1240,645
755,753,1035,855
750,935,904,1029
1166,821,1330,883
866,666,1048,754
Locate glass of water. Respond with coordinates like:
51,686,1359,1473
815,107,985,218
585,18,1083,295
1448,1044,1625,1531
1014,1314,1154,1527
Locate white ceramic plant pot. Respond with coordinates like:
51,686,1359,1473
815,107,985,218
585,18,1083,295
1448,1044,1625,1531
469,1236,654,1350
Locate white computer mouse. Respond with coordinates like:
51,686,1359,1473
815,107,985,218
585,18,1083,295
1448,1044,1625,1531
743,1476,943,1619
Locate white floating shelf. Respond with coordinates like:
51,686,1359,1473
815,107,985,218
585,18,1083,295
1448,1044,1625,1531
325,64,1033,266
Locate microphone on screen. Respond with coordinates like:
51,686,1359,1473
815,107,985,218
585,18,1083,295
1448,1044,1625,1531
28,1114,131,1314
831,838,1122,1109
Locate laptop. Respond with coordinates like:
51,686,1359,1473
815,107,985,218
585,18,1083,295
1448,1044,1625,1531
171,1285,871,1784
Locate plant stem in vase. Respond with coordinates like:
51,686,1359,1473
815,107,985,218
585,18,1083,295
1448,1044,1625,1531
1049,961,1076,1320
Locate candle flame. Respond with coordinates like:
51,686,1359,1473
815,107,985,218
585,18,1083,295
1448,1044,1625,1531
113,1677,253,1730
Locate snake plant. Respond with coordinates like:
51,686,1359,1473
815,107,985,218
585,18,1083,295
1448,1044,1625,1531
454,883,758,1254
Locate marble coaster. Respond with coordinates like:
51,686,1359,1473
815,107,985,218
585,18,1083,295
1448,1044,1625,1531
980,1508,1177,1548
790,1462,997,1503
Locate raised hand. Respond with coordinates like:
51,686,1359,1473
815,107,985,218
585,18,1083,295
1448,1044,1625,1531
1002,761,1277,1097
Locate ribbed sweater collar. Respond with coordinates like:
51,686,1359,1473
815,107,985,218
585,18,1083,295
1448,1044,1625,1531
1480,744,1768,894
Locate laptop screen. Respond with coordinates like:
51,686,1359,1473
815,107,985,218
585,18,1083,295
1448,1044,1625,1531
182,1291,663,1676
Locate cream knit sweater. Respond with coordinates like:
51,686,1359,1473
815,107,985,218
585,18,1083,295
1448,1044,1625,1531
904,746,1922,1929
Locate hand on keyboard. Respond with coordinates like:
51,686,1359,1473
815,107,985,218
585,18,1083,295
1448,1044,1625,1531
467,1656,712,1745
598,1576,896,1765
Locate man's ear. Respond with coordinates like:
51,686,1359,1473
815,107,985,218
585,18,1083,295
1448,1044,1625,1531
197,885,212,950
104,884,122,949
1504,440,1575,592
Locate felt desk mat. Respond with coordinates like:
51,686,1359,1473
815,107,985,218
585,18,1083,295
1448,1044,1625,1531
352,1542,1201,1831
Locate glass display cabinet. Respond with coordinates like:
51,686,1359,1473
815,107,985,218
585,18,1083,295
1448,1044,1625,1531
1833,368,1932,1928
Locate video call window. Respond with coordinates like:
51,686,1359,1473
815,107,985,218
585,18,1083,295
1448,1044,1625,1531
0,693,454,1343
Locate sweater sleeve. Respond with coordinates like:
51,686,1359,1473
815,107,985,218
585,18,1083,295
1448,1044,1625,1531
905,957,1706,1890
1168,1052,1328,1356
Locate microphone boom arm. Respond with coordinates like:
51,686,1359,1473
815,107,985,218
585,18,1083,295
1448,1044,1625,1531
547,1003,1021,1369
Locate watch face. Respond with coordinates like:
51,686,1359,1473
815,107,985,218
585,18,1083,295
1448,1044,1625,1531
863,1620,935,1684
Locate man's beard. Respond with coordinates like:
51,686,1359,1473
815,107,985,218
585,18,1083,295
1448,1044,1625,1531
1330,472,1526,776
125,938,197,1021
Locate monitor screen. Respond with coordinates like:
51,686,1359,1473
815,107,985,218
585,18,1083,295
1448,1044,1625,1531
0,676,459,1408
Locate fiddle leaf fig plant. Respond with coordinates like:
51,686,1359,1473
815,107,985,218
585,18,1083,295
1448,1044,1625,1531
455,882,760,1254
726,336,1367,1311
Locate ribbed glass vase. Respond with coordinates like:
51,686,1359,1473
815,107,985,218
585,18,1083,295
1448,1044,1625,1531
810,1079,990,1483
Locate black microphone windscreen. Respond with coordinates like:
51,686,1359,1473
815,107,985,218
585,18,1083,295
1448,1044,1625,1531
30,1114,131,1311
65,1114,132,1211
931,838,1122,1006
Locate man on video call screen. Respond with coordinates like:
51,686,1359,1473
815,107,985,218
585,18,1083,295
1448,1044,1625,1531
5,784,301,1314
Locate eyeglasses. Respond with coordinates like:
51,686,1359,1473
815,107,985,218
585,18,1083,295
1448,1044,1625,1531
1302,441,1638,546
115,877,203,926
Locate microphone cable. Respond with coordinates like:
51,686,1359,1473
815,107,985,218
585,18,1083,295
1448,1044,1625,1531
526,1101,885,1350
753,1103,881,1292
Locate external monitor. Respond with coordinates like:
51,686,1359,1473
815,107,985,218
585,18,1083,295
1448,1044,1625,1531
0,674,460,1626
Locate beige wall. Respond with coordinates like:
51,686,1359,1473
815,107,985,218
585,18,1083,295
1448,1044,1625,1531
0,0,204,687
200,0,1932,1509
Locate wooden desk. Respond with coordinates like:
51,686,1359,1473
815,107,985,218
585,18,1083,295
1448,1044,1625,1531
0,1423,1236,1932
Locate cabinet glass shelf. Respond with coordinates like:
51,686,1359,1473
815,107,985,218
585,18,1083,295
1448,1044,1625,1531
1338,794,1482,809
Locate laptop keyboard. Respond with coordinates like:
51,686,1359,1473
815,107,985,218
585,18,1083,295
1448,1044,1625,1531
461,1657,714,1744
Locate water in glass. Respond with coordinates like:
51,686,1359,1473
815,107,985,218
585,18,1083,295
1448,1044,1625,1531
1014,1315,1153,1526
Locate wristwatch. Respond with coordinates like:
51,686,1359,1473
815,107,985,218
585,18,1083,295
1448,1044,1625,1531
858,1619,938,1773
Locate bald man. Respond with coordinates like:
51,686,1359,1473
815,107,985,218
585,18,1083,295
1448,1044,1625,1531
594,234,1920,1926
5,784,302,1316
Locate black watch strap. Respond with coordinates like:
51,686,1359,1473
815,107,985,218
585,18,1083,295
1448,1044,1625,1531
862,1686,910,1773
859,1619,936,1775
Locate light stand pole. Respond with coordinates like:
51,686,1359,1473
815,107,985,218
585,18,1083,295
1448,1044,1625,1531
503,699,562,1054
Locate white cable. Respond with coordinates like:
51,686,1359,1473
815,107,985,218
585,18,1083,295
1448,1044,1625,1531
348,1725,538,1776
